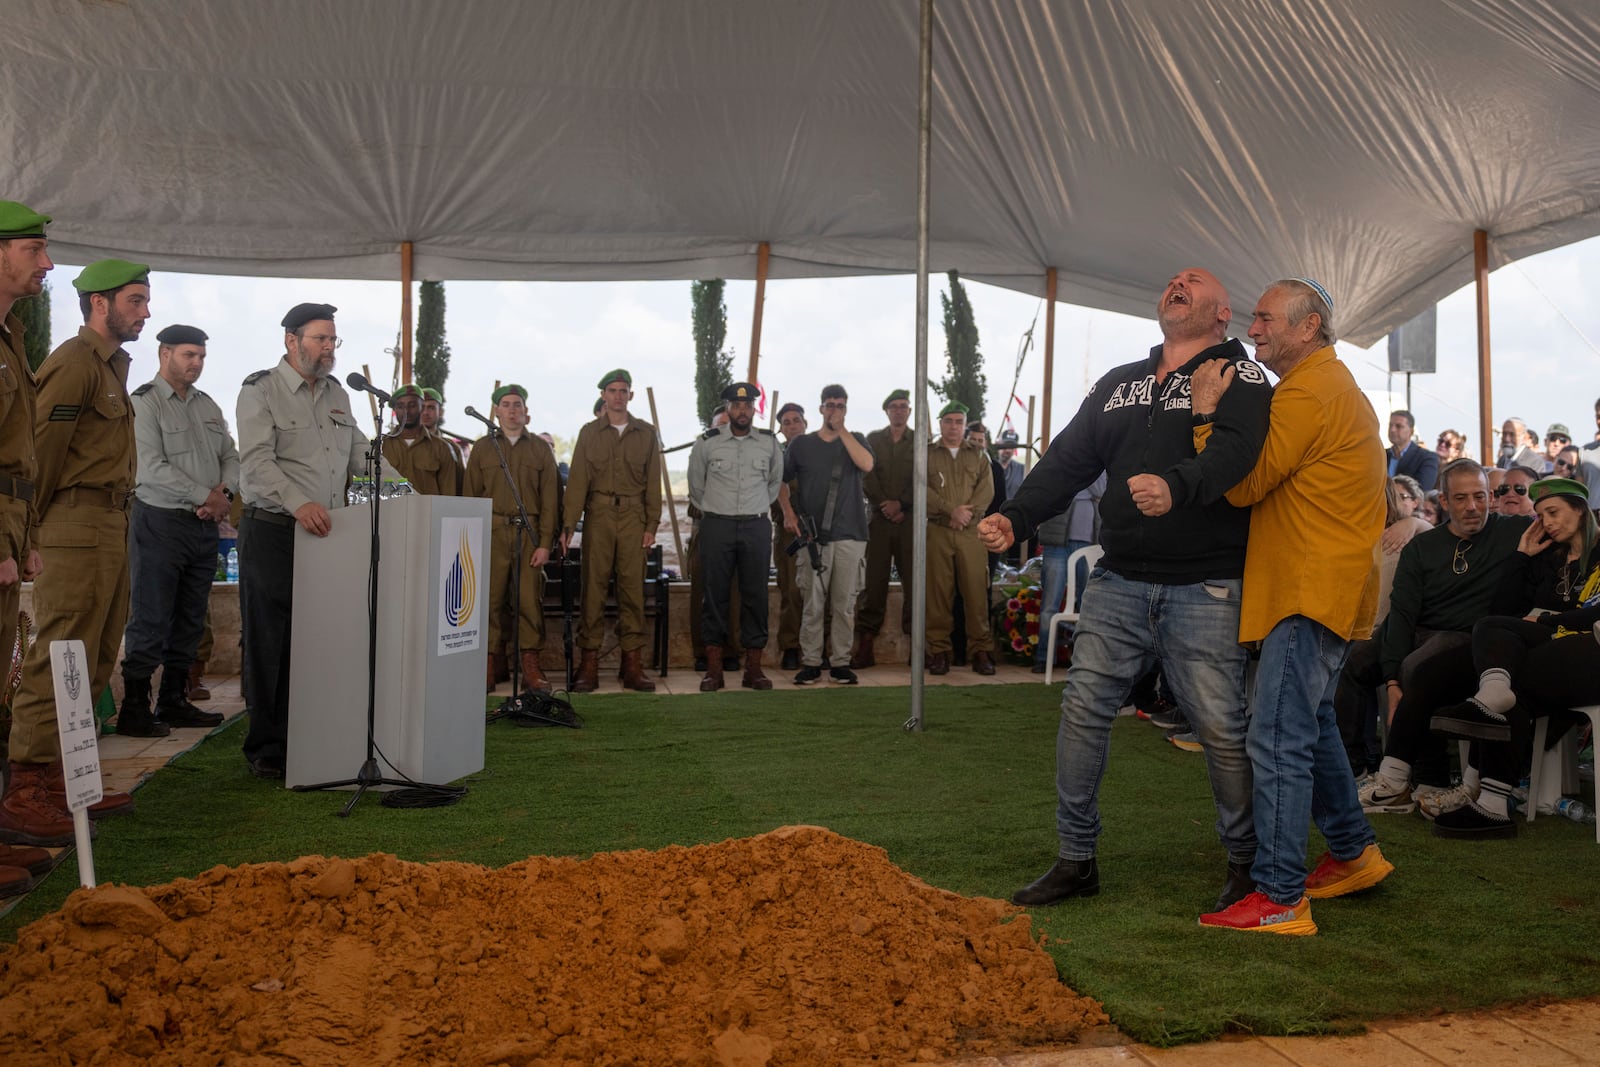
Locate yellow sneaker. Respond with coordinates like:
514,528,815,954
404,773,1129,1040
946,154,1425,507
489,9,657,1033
1198,891,1317,936
1304,843,1394,899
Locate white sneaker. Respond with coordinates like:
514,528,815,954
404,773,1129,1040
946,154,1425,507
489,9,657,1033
1418,781,1479,821
1359,776,1415,814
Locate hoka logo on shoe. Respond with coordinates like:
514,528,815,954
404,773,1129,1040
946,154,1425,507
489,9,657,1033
1261,908,1298,926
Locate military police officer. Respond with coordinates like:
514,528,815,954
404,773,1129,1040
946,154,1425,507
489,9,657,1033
687,382,783,691
687,402,742,670
383,383,464,495
854,388,916,668
925,401,996,675
120,323,237,736
3,257,149,841
563,369,663,693
463,384,560,694
236,302,385,780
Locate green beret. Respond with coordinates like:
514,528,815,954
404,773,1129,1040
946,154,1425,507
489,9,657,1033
155,324,208,346
281,302,337,330
597,368,632,390
492,384,528,405
1529,477,1588,504
392,384,424,401
938,400,969,418
721,381,758,403
882,389,911,410
421,387,443,403
0,200,50,239
73,258,150,294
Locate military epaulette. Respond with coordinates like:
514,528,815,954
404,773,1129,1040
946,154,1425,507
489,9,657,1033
131,383,153,397
753,427,773,436
701,427,720,440
243,369,270,386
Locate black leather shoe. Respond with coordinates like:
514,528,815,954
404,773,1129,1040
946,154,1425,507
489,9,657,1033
780,649,800,671
246,755,286,781
1216,857,1255,910
926,652,950,676
157,698,225,729
1011,857,1099,906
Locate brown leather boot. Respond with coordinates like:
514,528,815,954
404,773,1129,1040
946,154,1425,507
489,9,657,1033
186,660,212,701
521,651,552,694
699,645,725,692
972,650,997,676
42,760,134,819
620,648,656,692
849,632,876,669
741,649,773,691
486,652,506,693
571,649,600,693
0,864,34,899
0,842,54,878
0,763,77,847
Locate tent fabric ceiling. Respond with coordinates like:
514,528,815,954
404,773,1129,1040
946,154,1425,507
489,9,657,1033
4,0,1598,345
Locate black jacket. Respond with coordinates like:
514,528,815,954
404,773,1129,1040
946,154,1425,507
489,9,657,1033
1000,339,1271,585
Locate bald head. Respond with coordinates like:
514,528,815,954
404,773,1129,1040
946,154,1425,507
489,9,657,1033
1157,268,1231,344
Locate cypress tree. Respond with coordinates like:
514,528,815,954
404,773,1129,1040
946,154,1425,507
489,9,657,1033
691,280,732,428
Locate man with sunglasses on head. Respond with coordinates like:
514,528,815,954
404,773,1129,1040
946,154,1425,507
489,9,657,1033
1334,460,1530,815
1493,465,1538,518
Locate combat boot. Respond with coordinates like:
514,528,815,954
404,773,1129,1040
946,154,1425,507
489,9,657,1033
849,632,876,669
41,760,134,819
0,763,76,846
156,669,225,728
116,676,170,738
521,651,552,694
741,649,773,691
186,660,212,701
699,645,725,692
571,649,600,693
620,648,656,692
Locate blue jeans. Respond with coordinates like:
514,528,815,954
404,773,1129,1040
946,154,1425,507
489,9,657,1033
1053,568,1255,862
1249,615,1377,905
1034,540,1092,666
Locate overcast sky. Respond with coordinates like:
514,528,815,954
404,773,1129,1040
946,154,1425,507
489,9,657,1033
44,233,1600,465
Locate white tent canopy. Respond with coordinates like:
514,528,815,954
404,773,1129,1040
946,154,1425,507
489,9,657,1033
5,0,1600,347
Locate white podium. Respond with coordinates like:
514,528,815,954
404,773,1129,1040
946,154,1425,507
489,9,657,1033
287,494,491,789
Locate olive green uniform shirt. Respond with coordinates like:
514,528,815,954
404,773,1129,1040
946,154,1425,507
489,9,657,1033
864,425,917,512
927,440,994,532
463,432,559,550
382,429,464,496
132,376,241,510
564,413,664,531
32,324,135,518
237,357,379,515
0,311,37,562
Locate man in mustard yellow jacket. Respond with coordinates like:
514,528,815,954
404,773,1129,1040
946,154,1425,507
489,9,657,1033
1169,279,1393,936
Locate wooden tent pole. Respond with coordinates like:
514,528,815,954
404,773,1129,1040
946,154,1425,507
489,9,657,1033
1474,230,1494,466
1041,267,1057,453
747,241,770,384
400,241,414,382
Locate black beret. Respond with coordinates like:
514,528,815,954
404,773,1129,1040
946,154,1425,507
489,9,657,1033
776,402,805,420
281,302,338,331
155,324,208,347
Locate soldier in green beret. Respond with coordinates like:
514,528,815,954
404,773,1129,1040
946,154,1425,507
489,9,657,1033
419,386,469,465
5,256,150,833
563,368,663,691
923,400,996,676
854,387,915,667
382,383,464,495
463,384,560,693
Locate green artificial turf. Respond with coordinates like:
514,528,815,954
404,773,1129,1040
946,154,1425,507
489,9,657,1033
4,684,1598,1046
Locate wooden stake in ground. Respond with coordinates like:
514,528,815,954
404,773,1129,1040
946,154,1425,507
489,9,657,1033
362,363,380,423
645,386,686,573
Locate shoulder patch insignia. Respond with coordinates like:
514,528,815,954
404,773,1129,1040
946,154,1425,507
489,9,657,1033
48,404,81,422
243,370,270,386
131,383,153,396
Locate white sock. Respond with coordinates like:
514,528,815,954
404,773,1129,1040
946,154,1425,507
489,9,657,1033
1472,668,1514,717
1376,757,1412,791
1462,764,1481,794
1475,778,1512,819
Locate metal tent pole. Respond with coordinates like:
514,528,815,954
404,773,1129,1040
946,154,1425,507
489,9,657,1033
907,0,933,732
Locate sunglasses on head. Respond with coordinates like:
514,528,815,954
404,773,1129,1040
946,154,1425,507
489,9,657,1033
1493,484,1528,498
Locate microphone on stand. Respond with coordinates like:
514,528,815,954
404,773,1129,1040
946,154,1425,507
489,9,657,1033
346,372,392,406
463,405,497,431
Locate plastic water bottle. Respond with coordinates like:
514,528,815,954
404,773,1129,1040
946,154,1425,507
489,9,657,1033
1555,798,1595,823
226,547,239,582
215,553,227,581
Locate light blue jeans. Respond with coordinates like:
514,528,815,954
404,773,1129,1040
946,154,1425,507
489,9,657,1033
1053,568,1255,862
1035,540,1092,666
1249,615,1377,905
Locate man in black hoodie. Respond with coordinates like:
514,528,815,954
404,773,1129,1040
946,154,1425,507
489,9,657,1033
980,268,1271,914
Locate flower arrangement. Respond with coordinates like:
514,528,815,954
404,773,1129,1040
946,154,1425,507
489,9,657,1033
993,581,1042,665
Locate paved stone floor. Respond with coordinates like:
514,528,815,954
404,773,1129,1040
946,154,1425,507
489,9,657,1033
8,669,1600,1064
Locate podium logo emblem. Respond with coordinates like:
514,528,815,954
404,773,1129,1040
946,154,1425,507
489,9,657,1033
445,529,477,627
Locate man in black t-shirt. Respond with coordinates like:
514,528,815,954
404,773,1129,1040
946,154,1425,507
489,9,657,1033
779,384,875,684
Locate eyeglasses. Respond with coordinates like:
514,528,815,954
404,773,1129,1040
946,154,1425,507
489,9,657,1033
1548,435,1570,444
1397,492,1417,501
1452,538,1472,575
1493,484,1529,498
1555,459,1576,471
821,401,847,410
302,333,342,349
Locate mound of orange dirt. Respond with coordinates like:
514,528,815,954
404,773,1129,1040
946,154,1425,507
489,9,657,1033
0,825,1104,1065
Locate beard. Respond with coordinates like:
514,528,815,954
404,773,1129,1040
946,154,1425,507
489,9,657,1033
1159,296,1218,341
106,306,144,343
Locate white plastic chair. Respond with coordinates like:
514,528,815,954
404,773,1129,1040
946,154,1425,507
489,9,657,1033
1044,544,1104,684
